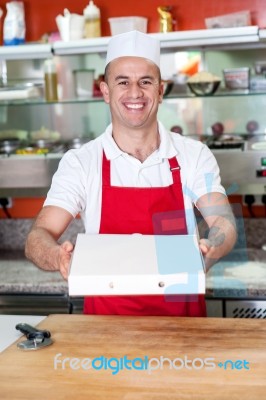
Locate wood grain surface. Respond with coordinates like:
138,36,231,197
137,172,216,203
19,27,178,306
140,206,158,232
0,315,266,399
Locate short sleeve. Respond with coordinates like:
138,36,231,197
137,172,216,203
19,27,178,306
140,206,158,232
43,150,86,217
190,145,226,202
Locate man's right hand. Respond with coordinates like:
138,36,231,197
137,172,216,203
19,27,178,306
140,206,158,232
58,241,74,280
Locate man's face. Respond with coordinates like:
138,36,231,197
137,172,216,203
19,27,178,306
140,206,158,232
100,57,164,130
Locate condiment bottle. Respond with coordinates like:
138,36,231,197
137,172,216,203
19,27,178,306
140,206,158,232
83,0,101,38
44,59,58,102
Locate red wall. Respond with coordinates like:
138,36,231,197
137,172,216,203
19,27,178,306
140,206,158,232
0,0,265,41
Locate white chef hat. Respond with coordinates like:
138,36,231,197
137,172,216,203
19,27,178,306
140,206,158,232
105,30,160,68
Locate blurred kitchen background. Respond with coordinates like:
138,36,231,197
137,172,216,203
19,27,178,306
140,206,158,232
0,0,266,317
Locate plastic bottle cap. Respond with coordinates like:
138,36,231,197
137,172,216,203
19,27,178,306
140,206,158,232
84,0,100,18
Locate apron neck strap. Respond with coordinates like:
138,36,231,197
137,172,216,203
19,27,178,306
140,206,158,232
168,156,181,183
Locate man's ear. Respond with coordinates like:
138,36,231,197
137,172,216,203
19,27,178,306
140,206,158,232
158,81,164,104
100,81,110,103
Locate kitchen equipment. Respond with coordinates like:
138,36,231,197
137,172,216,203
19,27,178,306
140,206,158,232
16,322,53,351
223,67,250,89
206,135,245,150
187,71,221,96
108,17,147,36
30,126,61,141
67,137,91,149
0,138,21,154
31,139,56,149
68,233,205,296
162,79,174,96
187,80,220,96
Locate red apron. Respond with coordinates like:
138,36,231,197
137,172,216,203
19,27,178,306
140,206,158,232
83,151,206,316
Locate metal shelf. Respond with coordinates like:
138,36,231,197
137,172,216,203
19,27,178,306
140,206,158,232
2,89,266,107
0,27,262,60
0,96,105,106
53,26,261,55
0,43,52,60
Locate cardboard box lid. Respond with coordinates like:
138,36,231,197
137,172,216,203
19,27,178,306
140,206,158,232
68,233,205,296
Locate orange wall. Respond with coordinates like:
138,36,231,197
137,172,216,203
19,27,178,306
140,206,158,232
0,198,44,219
0,0,265,41
0,196,265,219
0,1,265,218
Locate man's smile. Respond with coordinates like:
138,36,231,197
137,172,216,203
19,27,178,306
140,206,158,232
124,102,145,110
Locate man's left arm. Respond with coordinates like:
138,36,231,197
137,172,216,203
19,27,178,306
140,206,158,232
196,192,237,271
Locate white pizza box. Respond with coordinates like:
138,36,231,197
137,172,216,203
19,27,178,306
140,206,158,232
68,233,206,296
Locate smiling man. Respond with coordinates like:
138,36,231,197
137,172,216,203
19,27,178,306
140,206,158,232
25,30,237,317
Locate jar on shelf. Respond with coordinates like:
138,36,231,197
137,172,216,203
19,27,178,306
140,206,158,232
83,0,101,38
44,59,58,102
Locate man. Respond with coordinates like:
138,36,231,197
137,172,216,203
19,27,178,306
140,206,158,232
25,31,236,316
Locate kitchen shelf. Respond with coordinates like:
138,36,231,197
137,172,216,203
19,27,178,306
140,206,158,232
0,96,105,106
0,43,52,60
165,89,266,99
2,88,266,107
0,26,263,61
53,26,261,55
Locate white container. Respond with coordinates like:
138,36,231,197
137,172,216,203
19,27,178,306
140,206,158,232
73,69,95,98
223,67,250,89
83,0,101,38
56,10,85,42
205,10,251,29
108,16,148,36
4,1,25,45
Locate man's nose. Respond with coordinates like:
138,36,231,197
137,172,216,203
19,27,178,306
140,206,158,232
128,83,144,97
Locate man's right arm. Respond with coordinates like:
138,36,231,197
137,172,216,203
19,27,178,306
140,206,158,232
25,206,74,280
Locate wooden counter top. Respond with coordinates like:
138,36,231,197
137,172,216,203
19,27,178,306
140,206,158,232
1,315,266,399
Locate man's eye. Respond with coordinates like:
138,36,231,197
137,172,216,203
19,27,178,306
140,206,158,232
118,81,128,85
140,80,152,85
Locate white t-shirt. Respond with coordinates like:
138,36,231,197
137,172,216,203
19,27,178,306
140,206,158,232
44,121,226,234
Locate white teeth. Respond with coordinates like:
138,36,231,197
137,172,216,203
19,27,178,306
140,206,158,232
126,104,143,109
